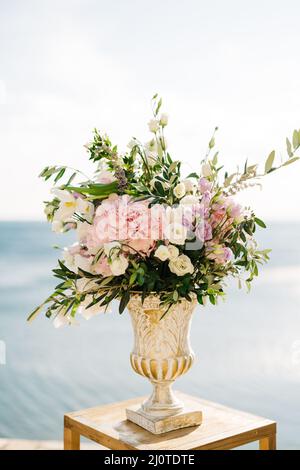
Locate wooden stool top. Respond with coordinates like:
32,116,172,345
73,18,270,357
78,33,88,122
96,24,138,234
64,392,276,450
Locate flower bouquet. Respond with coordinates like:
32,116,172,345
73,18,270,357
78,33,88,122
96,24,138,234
28,95,299,433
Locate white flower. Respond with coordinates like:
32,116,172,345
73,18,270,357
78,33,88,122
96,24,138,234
145,139,158,166
104,241,121,258
164,223,187,245
169,254,194,276
160,113,169,126
52,189,77,222
148,119,160,133
76,198,94,222
145,138,157,153
77,295,108,320
52,220,64,233
183,179,195,193
74,254,93,273
52,189,94,223
110,254,129,276
167,245,179,260
201,163,212,177
154,245,170,261
127,138,137,149
174,183,186,200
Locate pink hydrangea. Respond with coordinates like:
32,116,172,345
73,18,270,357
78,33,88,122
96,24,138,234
86,194,163,255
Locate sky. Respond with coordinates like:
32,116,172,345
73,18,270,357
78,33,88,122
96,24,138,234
0,0,300,221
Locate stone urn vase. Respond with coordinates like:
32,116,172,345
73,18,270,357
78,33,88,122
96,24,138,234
125,294,202,434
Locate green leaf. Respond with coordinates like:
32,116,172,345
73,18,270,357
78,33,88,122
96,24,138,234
119,290,130,314
64,181,118,196
292,130,299,149
168,161,179,173
155,98,162,116
282,156,300,167
187,172,199,179
265,150,275,173
173,290,179,302
27,304,44,322
209,137,215,149
255,217,267,228
54,167,66,183
224,173,236,187
286,137,293,157
65,172,77,186
212,152,219,166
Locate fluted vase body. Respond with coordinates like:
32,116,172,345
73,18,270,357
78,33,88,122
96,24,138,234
127,294,197,418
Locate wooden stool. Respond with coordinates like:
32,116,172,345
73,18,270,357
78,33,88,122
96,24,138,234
64,392,276,450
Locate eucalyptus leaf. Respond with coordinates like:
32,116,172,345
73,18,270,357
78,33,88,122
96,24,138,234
265,150,275,173
292,130,299,150
282,156,300,167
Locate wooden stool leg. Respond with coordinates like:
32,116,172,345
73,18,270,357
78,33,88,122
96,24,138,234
259,434,276,450
64,425,80,450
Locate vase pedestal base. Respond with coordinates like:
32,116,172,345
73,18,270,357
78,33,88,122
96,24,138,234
126,405,202,435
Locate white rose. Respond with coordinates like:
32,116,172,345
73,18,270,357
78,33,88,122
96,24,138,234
110,254,129,276
201,163,212,177
164,223,187,245
148,119,160,133
104,241,121,258
183,179,195,193
169,254,194,276
174,183,186,200
160,113,169,126
167,245,179,260
154,245,170,261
